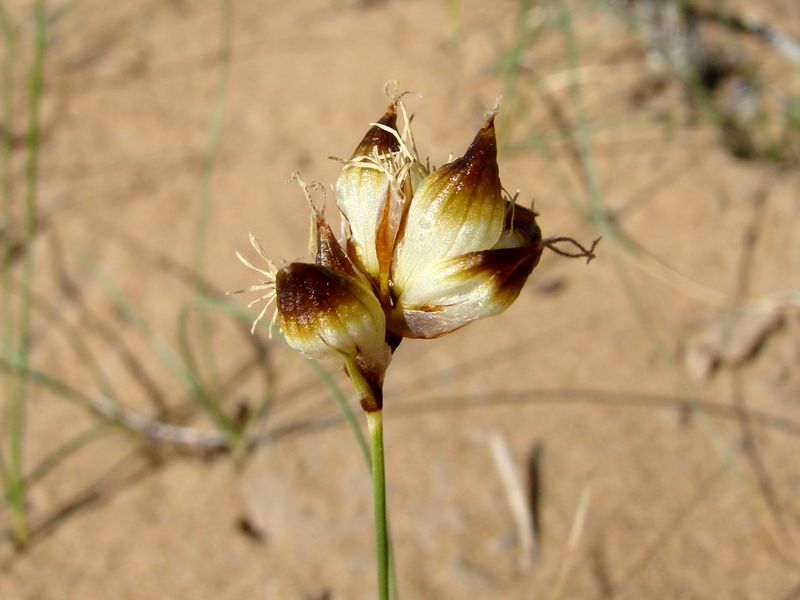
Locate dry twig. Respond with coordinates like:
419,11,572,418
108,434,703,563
488,432,537,571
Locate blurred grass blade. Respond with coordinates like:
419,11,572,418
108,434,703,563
78,251,240,446
2,0,47,549
22,425,109,492
0,0,17,497
549,0,791,544
176,294,277,434
306,358,370,466
19,279,120,405
191,0,234,403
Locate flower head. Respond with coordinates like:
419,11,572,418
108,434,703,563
235,91,596,407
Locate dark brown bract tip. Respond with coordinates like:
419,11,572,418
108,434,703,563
276,263,351,321
465,115,497,160
436,115,499,192
351,107,400,158
314,216,358,277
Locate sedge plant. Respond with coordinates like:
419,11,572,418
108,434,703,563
233,88,597,599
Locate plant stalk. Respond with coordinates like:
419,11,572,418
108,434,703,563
366,409,389,600
341,356,393,598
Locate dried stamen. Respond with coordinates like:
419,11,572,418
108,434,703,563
230,232,280,335
291,171,327,215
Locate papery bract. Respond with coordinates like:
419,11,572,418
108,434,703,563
388,203,543,338
276,261,390,396
391,116,506,304
378,114,547,338
336,106,401,293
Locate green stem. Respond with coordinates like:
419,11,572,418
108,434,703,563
5,0,46,549
366,409,389,600
341,356,395,598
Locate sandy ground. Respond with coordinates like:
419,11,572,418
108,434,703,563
1,1,799,598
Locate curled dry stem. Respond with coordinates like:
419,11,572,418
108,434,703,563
544,236,601,264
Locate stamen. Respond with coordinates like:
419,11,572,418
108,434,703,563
269,303,279,339
291,171,327,215
344,147,411,190
247,291,274,308
231,232,282,336
383,79,400,102
485,96,502,120
383,80,422,158
236,250,274,278
250,293,277,335
500,187,519,220
247,232,278,275
370,122,416,164
227,282,274,296
245,283,275,292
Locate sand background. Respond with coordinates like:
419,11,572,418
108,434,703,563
1,1,799,598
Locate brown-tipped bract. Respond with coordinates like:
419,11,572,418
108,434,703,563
335,106,402,292
277,262,390,393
